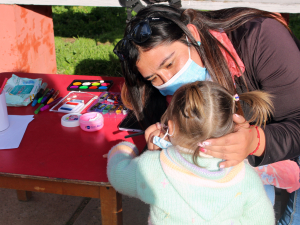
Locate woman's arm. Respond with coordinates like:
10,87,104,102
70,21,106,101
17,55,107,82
204,18,300,167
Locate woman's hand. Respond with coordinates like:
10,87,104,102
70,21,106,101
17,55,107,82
199,114,266,168
145,122,164,150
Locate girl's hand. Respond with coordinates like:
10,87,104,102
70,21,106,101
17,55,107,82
198,114,265,168
145,122,163,151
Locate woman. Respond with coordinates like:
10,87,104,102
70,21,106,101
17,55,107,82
113,5,300,224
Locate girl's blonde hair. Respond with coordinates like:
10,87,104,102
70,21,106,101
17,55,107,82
161,81,273,164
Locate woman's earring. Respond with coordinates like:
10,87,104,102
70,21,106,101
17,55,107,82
197,41,201,46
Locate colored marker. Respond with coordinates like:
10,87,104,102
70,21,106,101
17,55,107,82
34,104,44,114
41,88,54,104
40,97,63,111
37,88,49,103
32,83,48,107
47,90,60,104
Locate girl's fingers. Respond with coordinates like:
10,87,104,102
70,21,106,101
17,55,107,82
147,129,163,150
145,124,158,143
145,123,163,144
155,122,162,130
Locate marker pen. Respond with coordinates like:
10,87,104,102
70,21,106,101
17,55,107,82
31,83,48,107
34,104,44,114
41,88,54,104
125,131,145,138
47,90,60,104
37,88,49,104
40,97,63,111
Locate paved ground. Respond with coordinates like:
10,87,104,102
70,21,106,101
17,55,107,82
0,187,288,225
0,188,149,225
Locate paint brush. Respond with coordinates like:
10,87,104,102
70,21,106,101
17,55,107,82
124,131,145,139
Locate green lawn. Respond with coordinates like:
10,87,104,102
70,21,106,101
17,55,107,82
52,6,300,76
52,6,127,76
290,13,300,40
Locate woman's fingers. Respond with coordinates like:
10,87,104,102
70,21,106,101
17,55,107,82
198,114,256,168
199,131,241,149
219,159,242,168
233,114,250,130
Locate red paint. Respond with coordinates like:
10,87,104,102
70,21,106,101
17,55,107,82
0,5,56,74
0,73,146,183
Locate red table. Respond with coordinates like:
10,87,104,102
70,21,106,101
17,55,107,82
0,72,146,225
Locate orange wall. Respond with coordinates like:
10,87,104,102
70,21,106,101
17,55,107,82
0,5,57,74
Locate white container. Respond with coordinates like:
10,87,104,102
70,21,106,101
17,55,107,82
61,113,82,127
0,91,9,131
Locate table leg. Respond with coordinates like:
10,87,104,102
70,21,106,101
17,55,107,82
16,190,32,201
99,186,123,225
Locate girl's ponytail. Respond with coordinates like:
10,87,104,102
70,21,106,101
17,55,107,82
239,91,274,127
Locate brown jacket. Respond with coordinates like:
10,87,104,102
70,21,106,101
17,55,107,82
228,17,300,166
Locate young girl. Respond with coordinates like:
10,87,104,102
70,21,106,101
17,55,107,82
107,81,275,225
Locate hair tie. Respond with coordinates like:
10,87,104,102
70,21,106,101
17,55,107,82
233,94,239,101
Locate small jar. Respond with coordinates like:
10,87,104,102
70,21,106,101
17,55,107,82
79,112,104,132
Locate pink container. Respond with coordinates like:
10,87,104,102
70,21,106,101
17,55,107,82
79,112,104,132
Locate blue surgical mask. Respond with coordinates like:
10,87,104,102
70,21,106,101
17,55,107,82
153,128,173,149
153,41,210,96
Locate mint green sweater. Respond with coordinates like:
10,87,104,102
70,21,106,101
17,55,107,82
107,142,275,225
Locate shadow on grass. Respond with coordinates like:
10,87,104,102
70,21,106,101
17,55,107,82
74,54,122,77
52,6,127,43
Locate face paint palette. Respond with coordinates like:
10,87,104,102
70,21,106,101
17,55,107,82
87,92,126,118
50,91,98,114
67,80,113,92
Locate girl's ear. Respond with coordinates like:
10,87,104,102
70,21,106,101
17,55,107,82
186,24,201,43
168,120,175,136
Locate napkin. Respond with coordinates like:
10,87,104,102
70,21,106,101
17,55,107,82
0,115,34,149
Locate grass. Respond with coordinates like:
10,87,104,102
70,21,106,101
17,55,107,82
52,6,127,76
290,13,300,39
52,6,300,76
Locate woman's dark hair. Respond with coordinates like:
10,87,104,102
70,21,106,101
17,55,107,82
119,5,287,129
160,81,273,166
